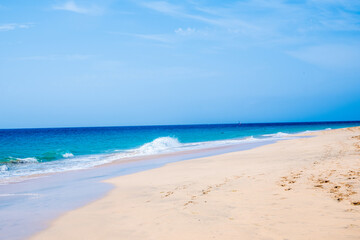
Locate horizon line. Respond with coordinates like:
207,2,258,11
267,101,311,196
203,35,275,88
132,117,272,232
1,120,360,131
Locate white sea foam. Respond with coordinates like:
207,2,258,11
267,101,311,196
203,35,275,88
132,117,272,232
103,136,265,165
0,193,40,198
0,165,8,172
300,128,332,134
137,137,182,154
62,153,74,158
298,130,316,134
263,132,290,137
243,136,257,141
200,136,260,147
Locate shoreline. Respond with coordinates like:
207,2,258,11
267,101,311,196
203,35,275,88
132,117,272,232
0,136,280,185
31,127,360,240
1,126,333,186
0,132,279,240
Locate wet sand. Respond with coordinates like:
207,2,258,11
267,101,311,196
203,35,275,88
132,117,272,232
1,138,271,240
31,127,360,240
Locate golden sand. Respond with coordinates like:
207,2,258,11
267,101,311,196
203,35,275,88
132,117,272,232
31,127,360,240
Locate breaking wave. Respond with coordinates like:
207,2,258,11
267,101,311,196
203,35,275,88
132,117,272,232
263,132,290,137
137,137,182,154
0,135,289,184
131,136,263,156
298,130,316,134
62,153,74,158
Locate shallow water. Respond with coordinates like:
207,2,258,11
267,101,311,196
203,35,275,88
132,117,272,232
0,140,273,240
1,121,359,184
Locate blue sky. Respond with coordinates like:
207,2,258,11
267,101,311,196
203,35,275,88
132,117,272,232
0,0,359,128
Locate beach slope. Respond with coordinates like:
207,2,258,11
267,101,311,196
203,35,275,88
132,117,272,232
31,127,360,240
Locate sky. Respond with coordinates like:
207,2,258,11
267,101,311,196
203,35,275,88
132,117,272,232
0,0,359,128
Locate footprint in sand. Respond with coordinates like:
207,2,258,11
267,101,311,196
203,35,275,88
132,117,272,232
162,191,174,198
202,186,212,195
184,200,195,206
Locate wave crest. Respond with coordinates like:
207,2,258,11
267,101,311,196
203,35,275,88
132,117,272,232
242,136,256,141
298,130,316,134
62,153,74,158
263,132,290,137
137,137,181,154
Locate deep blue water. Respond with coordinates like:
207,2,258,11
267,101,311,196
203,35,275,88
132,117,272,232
0,121,359,182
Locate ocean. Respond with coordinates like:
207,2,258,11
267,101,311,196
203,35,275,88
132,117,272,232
0,121,359,184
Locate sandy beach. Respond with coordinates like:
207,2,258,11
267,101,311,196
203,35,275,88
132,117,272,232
31,127,360,240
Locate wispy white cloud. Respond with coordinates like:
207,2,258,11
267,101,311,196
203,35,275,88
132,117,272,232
110,0,360,62
109,32,172,43
140,0,360,42
140,1,261,36
110,27,208,45
232,0,360,33
53,1,103,15
0,23,33,31
141,1,181,15
174,27,196,36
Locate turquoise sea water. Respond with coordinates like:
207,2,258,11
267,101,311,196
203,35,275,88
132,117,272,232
0,121,359,183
